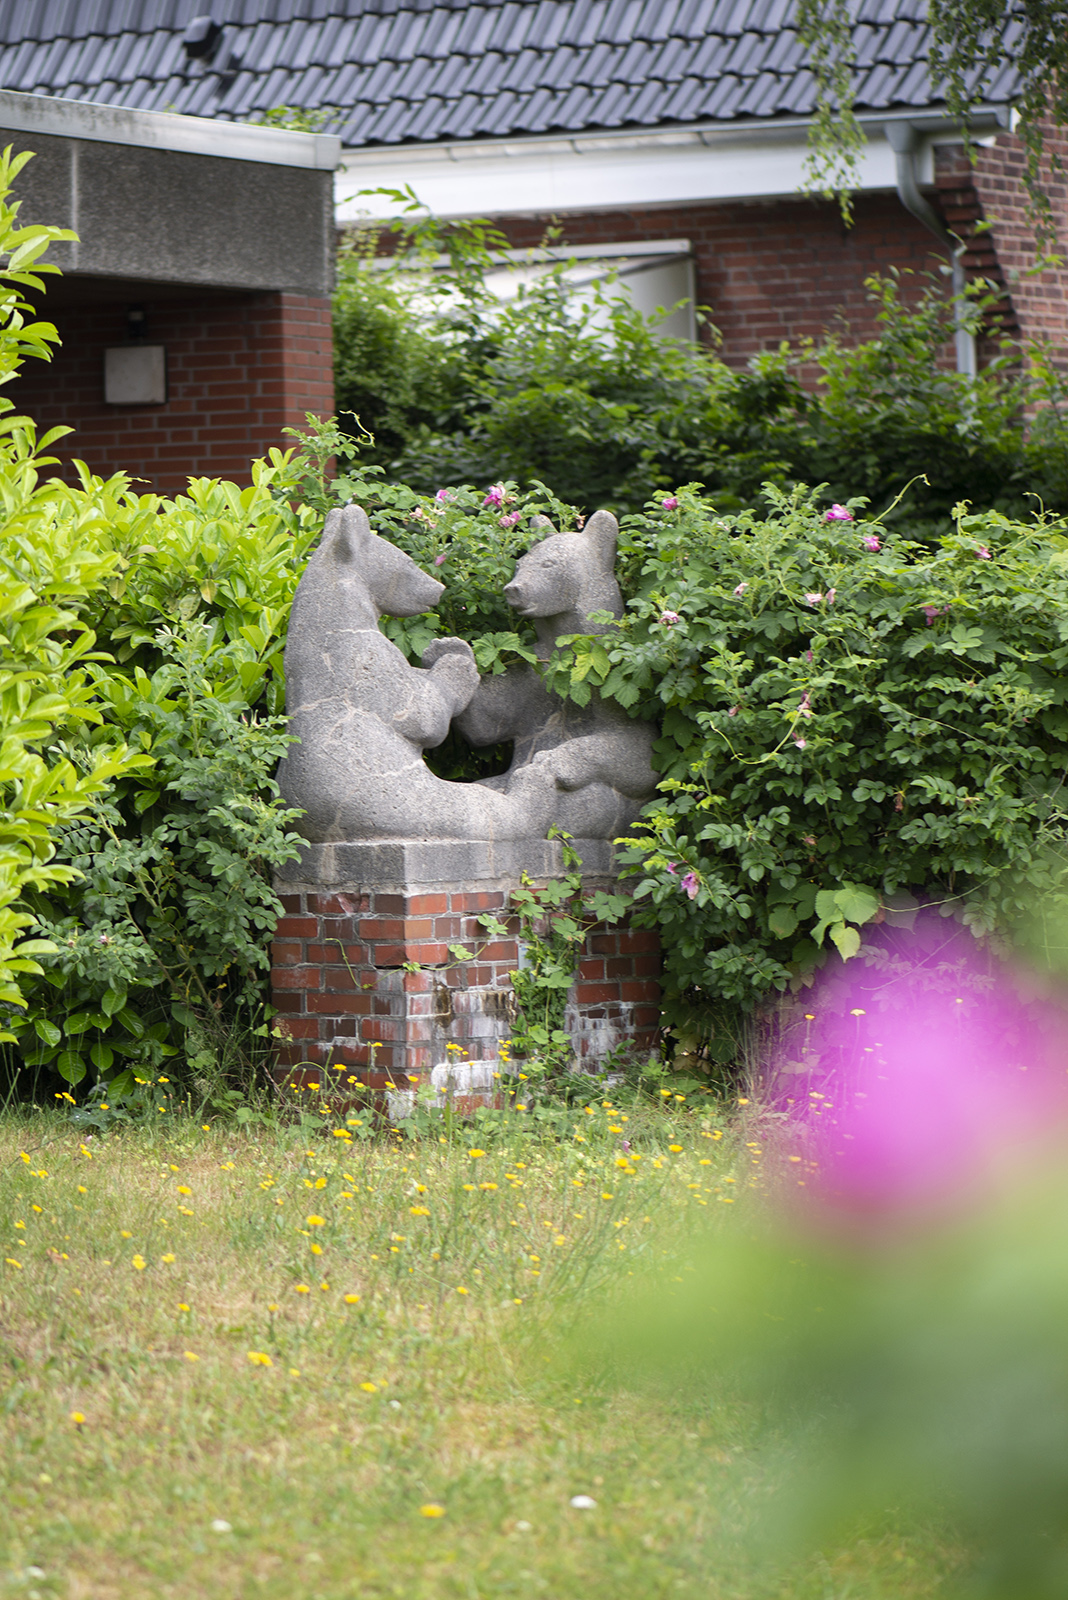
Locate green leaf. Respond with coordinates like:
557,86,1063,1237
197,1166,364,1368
101,988,128,1018
835,883,880,925
830,924,861,960
57,1049,87,1086
90,1042,114,1072
33,1018,61,1046
768,904,799,939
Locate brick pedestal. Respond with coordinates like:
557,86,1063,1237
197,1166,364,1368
270,839,660,1101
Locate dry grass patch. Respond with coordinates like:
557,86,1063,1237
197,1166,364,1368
0,1109,968,1599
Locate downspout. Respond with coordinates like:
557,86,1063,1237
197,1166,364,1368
885,120,977,377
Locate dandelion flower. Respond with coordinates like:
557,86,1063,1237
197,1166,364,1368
160,1253,176,1265
360,1382,378,1393
306,1215,325,1227
456,1286,470,1295
294,1284,311,1295
419,1504,446,1518
183,1351,199,1362
468,1149,486,1159
131,1256,146,1271
344,1293,360,1304
69,1412,85,1425
247,1351,273,1367
668,1144,683,1154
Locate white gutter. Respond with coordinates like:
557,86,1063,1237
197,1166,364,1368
336,105,1011,221
0,87,341,170
886,119,977,376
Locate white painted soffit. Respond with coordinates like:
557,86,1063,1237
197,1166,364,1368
336,106,1010,221
0,88,342,170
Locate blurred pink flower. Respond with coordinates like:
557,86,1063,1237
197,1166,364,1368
825,504,854,522
681,871,700,900
727,706,739,717
435,488,452,503
791,938,1068,1226
483,484,506,508
826,587,837,605
662,496,679,510
659,609,680,626
434,552,447,566
793,736,807,749
977,544,992,559
499,511,521,528
805,592,823,607
733,582,748,597
862,533,881,552
922,604,950,626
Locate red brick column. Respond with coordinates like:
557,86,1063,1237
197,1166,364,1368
270,885,660,1099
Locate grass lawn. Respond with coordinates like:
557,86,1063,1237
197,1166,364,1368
0,1098,967,1599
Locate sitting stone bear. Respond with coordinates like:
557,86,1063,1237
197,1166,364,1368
455,509,658,836
278,503,641,844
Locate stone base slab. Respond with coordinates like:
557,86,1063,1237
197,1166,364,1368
275,836,620,892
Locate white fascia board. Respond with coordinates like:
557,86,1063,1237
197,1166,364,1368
0,88,342,170
336,107,1010,221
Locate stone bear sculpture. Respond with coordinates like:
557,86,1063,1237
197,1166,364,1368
278,504,630,843
454,509,658,836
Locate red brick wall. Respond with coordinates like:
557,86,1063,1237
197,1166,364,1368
490,192,951,368
936,122,1068,355
271,886,660,1093
10,289,334,495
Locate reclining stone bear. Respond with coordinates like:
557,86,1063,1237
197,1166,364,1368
454,508,658,834
277,504,651,843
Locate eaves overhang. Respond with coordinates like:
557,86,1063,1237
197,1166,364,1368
0,87,342,171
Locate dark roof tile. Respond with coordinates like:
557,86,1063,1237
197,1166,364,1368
0,0,1021,151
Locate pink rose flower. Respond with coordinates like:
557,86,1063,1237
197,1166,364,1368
662,496,679,510
483,484,505,508
826,587,836,605
922,604,950,626
681,871,699,900
793,736,807,749
435,488,452,503
977,545,991,559
733,582,748,597
862,533,881,552
434,552,447,566
805,592,823,607
825,504,853,522
727,706,739,717
659,609,680,626
499,511,521,528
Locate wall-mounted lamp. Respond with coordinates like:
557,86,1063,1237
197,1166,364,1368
105,305,166,404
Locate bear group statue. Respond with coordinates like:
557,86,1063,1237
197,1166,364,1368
277,503,657,844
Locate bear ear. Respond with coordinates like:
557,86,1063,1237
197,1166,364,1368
526,514,558,544
582,509,618,569
322,504,372,563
